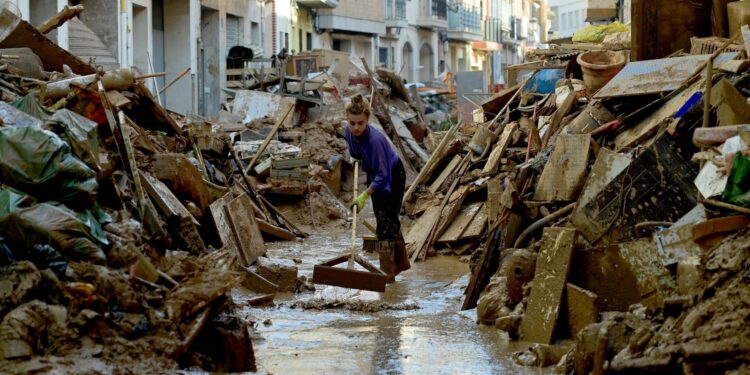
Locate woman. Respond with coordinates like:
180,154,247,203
345,95,410,282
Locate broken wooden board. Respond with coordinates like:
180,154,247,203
405,205,441,258
484,122,518,174
575,136,699,245
487,176,503,229
614,79,703,151
534,134,591,201
520,227,576,344
566,283,599,337
209,193,238,253
256,218,296,241
437,202,484,243
434,185,472,240
429,154,461,194
106,90,131,109
152,153,213,211
571,148,632,242
140,172,199,226
543,90,578,147
225,194,266,267
711,78,750,126
461,203,489,240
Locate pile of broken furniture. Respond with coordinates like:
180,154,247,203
402,28,750,374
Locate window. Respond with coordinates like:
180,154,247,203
306,32,312,51
379,47,388,68
251,22,260,45
298,29,303,52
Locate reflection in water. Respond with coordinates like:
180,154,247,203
235,232,552,375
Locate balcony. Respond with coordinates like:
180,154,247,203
385,0,408,29
448,1,483,42
296,0,339,8
317,0,385,35
416,0,448,29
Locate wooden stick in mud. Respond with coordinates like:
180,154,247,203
243,103,295,175
402,120,461,206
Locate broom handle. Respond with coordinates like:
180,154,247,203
348,162,359,269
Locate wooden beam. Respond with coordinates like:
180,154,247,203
36,5,84,34
256,218,296,241
243,103,295,175
360,57,416,174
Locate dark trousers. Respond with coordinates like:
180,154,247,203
368,160,406,241
367,160,410,280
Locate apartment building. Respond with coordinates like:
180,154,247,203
549,0,627,39
8,0,265,118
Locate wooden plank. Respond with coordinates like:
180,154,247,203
434,184,471,239
226,194,267,267
483,122,518,174
614,79,703,151
460,203,488,240
405,205,441,257
487,176,503,229
140,172,199,226
272,157,309,170
106,90,131,108
412,154,471,261
312,264,388,293
533,134,592,201
520,227,577,344
542,90,577,147
209,193,238,253
429,154,461,194
243,103,295,175
566,283,599,337
256,218,296,241
437,202,483,243
360,58,416,175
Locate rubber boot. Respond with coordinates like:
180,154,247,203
393,237,410,274
378,240,396,283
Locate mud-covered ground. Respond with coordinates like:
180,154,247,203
234,210,554,375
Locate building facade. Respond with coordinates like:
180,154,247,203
5,0,561,116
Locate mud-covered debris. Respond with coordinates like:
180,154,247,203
289,299,419,312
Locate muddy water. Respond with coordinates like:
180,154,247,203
235,231,551,375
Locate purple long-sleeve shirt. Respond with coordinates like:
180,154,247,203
345,124,400,193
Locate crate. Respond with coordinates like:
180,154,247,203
272,157,309,170
690,37,746,59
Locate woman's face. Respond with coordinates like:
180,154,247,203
348,113,368,137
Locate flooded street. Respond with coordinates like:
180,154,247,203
234,230,552,375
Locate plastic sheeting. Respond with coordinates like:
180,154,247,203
11,95,100,170
0,203,106,264
0,123,97,209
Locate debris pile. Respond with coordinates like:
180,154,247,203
0,2,450,370
0,7,316,373
401,19,750,374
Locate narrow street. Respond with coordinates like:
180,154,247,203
234,222,551,374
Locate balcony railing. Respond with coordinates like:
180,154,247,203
385,0,406,20
484,18,503,43
420,0,447,20
448,1,481,34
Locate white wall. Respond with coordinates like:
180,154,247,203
163,0,198,114
548,0,587,38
